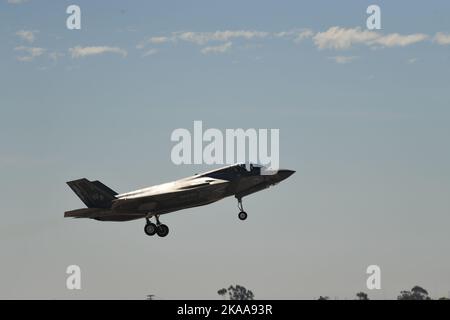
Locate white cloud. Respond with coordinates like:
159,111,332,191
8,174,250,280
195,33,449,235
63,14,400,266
314,26,427,50
294,29,314,43
176,30,268,45
274,31,293,38
16,30,37,43
201,42,232,54
142,48,158,57
137,36,173,49
148,36,171,44
135,27,448,57
14,46,45,62
375,33,428,47
138,29,314,53
329,55,358,64
407,57,418,64
275,29,314,43
138,30,270,50
314,27,379,49
69,46,127,58
433,32,450,45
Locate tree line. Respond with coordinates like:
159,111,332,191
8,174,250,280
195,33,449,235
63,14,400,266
215,284,450,300
147,284,450,300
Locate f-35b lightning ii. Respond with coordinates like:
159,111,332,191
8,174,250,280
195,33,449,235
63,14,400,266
65,163,295,237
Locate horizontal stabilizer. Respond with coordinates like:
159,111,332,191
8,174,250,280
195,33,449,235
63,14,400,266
64,208,145,221
64,208,110,218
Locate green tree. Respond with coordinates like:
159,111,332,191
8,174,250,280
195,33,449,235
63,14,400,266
218,285,254,300
397,286,431,300
217,288,227,299
228,285,254,300
356,292,369,300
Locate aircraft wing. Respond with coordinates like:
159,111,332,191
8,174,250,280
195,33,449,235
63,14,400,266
112,177,230,213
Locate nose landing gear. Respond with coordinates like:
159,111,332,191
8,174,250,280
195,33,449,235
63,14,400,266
237,197,248,221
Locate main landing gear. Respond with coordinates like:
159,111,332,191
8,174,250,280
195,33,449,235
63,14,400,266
144,215,169,237
237,198,248,221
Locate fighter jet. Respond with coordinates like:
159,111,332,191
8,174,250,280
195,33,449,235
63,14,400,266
64,163,295,237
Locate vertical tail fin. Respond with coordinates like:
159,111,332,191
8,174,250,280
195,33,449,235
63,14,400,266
67,178,117,208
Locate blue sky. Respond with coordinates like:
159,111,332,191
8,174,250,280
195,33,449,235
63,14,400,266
1,0,450,299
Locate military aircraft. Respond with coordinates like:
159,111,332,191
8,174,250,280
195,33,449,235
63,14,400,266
65,163,295,237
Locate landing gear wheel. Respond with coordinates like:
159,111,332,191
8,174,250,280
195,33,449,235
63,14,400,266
236,197,248,221
156,224,169,237
144,222,157,236
238,211,248,221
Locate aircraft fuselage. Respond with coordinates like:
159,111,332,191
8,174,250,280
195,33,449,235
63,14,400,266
64,164,295,235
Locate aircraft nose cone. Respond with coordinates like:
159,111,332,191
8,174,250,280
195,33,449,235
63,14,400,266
277,169,296,181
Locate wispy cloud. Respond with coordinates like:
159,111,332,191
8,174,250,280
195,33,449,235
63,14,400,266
329,55,358,64
433,32,450,45
294,29,314,43
137,36,172,49
147,36,171,44
201,42,232,54
69,46,127,58
142,48,158,57
314,27,427,50
314,27,378,49
407,57,418,64
14,46,45,62
12,27,447,66
135,27,437,58
176,30,269,45
375,33,428,47
16,30,37,43
275,29,314,43
138,30,268,49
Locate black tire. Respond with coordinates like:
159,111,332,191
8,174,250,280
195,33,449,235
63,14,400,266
156,224,169,237
144,223,157,236
238,211,248,221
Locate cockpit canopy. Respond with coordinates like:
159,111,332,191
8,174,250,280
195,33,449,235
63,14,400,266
236,163,265,172
200,163,267,181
